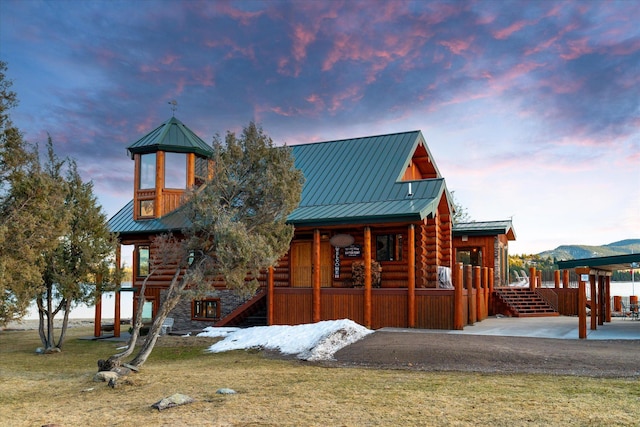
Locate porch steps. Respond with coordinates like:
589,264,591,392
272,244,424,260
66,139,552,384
494,288,559,317
214,290,267,328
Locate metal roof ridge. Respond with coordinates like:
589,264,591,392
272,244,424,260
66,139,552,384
294,130,421,147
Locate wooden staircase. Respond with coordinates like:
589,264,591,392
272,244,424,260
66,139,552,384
494,288,559,317
214,290,268,327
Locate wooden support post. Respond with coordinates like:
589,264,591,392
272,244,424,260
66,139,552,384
114,244,121,337
578,271,587,339
453,262,464,330
407,224,416,328
313,229,321,323
598,276,604,326
465,265,474,325
488,267,494,316
537,270,542,289
590,274,597,331
364,226,372,329
474,266,482,322
562,269,569,289
554,270,560,289
93,275,102,337
605,276,611,323
482,267,489,319
529,266,536,290
155,151,164,217
267,266,274,325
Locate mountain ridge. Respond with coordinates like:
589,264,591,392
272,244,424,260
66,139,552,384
537,239,640,261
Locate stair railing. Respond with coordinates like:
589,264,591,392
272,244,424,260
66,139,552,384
535,288,558,311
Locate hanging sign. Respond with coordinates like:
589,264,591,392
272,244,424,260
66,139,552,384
344,244,362,258
334,247,341,278
330,234,355,248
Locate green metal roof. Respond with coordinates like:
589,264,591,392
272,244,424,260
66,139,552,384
109,200,189,236
109,129,450,233
288,131,447,226
556,253,640,272
453,220,516,240
127,117,213,159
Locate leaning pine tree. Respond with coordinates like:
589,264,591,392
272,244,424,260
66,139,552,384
103,122,304,370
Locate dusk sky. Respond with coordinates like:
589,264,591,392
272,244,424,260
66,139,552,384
1,0,639,256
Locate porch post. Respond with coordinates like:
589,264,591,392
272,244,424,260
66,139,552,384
562,269,569,288
364,226,372,328
598,275,605,326
267,266,274,325
114,244,121,337
313,229,321,323
482,267,489,319
605,275,611,323
488,267,494,316
474,266,482,322
453,262,464,330
577,267,588,339
529,266,536,289
590,274,597,331
554,270,561,289
465,265,474,326
93,273,102,337
407,224,416,328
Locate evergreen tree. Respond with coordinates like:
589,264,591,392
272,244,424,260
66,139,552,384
0,63,67,325
38,156,118,350
105,122,304,370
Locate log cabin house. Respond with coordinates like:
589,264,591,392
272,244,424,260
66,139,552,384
452,220,516,288
102,117,520,336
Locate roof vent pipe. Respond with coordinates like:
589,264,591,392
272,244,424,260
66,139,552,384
407,182,413,198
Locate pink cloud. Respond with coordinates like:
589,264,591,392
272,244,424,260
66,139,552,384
211,2,265,26
292,24,316,63
328,84,364,113
204,37,256,61
438,36,474,55
493,20,531,40
559,38,592,60
605,37,640,56
160,54,180,65
193,65,215,87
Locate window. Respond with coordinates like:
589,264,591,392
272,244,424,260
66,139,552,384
192,299,221,320
376,234,403,262
137,245,150,277
195,156,209,187
141,300,154,323
139,199,154,217
456,248,483,267
164,152,186,189
139,153,156,189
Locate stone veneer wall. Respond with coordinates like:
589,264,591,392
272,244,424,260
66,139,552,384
160,289,255,332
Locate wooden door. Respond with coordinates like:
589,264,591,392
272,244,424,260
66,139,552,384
291,241,332,287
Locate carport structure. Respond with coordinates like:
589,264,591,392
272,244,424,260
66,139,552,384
557,254,640,339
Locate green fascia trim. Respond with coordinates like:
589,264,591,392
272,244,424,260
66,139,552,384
452,229,506,237
557,253,640,271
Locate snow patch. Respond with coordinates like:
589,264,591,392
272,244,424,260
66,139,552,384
199,319,373,361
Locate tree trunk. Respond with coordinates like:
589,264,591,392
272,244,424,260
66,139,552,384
56,298,72,349
128,292,182,368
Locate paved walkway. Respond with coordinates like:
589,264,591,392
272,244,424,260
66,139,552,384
383,315,640,340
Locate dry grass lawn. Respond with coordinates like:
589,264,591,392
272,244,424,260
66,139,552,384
1,326,638,426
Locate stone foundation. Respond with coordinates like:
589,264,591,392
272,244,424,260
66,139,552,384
160,289,255,332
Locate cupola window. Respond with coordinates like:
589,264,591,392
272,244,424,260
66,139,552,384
139,153,156,189
164,152,187,189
